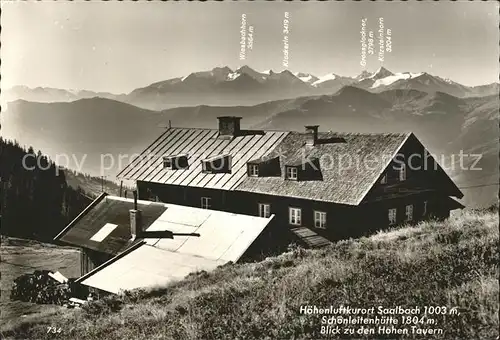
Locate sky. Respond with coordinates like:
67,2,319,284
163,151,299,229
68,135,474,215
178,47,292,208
2,1,499,93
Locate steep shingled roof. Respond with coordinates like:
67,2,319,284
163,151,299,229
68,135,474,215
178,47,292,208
117,126,462,206
236,131,412,205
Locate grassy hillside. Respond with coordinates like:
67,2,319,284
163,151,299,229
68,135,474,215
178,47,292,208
64,170,127,198
3,208,498,340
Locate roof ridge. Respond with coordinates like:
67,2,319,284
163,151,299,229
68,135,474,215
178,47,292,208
355,132,413,204
107,195,169,207
290,131,413,136
75,240,146,283
168,127,412,136
54,192,108,240
169,127,215,131
168,126,292,133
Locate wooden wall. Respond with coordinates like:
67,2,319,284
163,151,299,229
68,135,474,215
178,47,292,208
80,248,114,276
365,133,462,199
138,181,361,239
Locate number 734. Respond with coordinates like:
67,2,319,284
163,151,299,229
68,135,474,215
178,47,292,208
47,326,62,334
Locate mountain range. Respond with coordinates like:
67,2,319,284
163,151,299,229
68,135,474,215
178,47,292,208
1,85,121,106
3,66,499,110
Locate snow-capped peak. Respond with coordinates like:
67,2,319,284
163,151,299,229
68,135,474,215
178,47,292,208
237,65,257,74
297,74,313,83
227,72,241,81
311,73,338,87
233,65,269,82
356,70,372,81
435,76,457,85
368,67,394,80
212,66,233,73
67,89,81,95
292,72,319,84
371,72,424,88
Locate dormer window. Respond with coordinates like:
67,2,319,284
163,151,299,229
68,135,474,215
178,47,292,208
163,154,189,170
246,156,281,178
285,166,298,180
248,164,259,177
201,154,232,174
283,157,321,182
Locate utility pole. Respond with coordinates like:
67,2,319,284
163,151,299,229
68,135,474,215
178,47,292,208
0,177,5,220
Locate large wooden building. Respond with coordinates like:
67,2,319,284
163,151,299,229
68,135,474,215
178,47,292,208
118,116,464,248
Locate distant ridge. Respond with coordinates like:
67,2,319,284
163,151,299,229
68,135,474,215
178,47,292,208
5,66,498,110
2,87,498,208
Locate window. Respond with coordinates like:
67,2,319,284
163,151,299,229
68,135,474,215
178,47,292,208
380,174,387,184
258,203,271,218
201,197,211,209
388,208,397,225
286,166,298,180
163,154,189,170
405,204,413,221
201,155,232,174
163,157,172,169
289,207,302,226
90,223,119,242
423,201,428,216
248,164,259,177
202,162,210,172
314,211,327,229
399,164,407,181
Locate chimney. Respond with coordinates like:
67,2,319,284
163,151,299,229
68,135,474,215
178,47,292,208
217,116,242,138
305,125,319,146
130,190,143,240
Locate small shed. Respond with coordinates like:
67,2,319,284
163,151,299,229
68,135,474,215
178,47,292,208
55,193,274,294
